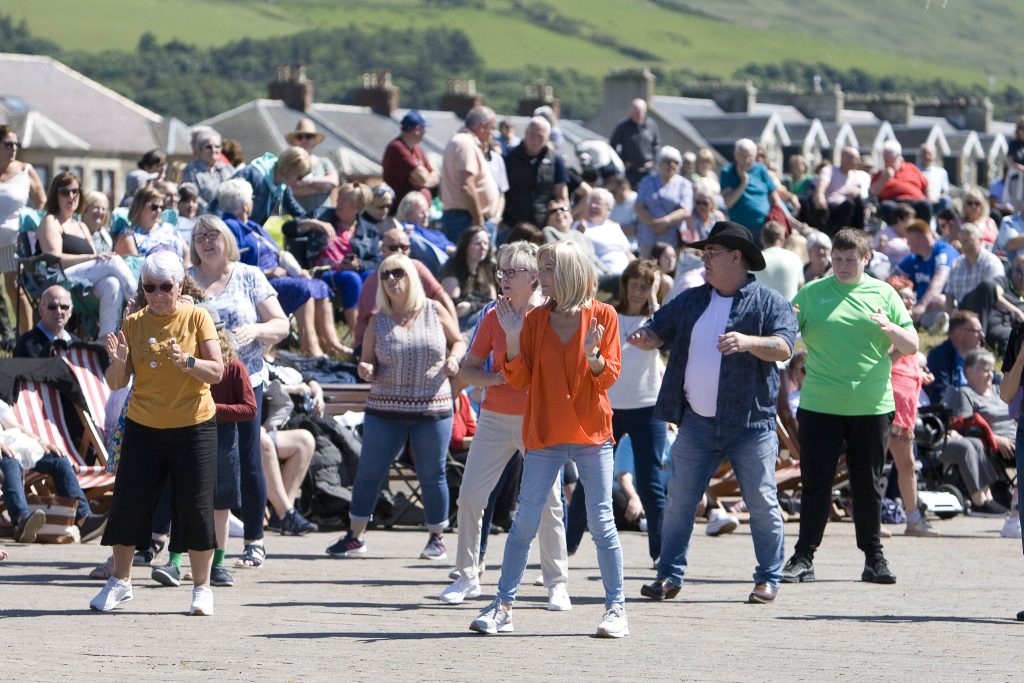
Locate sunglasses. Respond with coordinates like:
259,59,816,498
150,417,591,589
496,268,528,280
203,144,222,150
194,231,220,243
381,268,406,281
58,187,80,197
695,200,711,206
46,303,71,311
548,207,569,215
148,202,165,212
142,282,176,293
2,140,19,150
293,132,317,140
384,243,410,253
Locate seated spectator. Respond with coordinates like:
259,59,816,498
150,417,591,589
936,208,962,249
784,154,815,198
308,181,376,271
720,138,783,243
606,175,638,237
947,222,1023,354
181,128,235,210
755,221,804,301
115,187,190,270
578,188,635,277
803,230,832,283
682,191,726,243
874,202,915,265
960,186,999,247
870,140,931,223
14,285,78,358
634,146,693,255
542,199,609,278
997,202,1024,264
0,397,107,542
286,119,339,214
1005,254,1024,311
918,143,952,215
811,147,869,234
227,146,328,232
118,169,157,209
397,190,453,274
82,191,113,255
942,348,1013,516
925,310,984,404
899,219,959,332
440,226,497,331
175,182,201,246
214,180,350,357
689,148,721,204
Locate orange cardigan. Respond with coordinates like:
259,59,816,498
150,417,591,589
502,300,621,451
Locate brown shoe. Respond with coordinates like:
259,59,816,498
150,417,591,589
747,582,778,604
640,578,680,600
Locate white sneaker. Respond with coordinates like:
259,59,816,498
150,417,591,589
596,605,629,638
533,574,544,587
1002,514,1022,539
706,508,738,536
190,585,214,616
439,574,481,604
90,577,133,612
547,583,572,611
469,600,514,634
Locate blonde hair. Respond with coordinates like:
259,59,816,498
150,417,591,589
962,186,989,217
277,146,312,180
375,253,425,317
497,240,539,274
82,191,110,228
337,181,373,212
396,191,429,222
538,240,595,314
190,215,240,265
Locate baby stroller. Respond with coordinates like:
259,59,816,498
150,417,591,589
904,405,966,519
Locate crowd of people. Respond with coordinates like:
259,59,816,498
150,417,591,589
3,104,1024,630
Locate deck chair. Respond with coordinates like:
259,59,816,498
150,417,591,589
706,416,804,500
63,343,111,440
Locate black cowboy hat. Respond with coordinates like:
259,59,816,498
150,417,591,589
687,220,766,272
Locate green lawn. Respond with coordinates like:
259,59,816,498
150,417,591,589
2,0,1013,87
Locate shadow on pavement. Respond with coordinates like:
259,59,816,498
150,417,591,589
776,614,1015,625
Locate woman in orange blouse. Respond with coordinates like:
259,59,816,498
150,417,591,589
470,240,629,639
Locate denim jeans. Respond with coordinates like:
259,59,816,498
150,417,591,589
349,413,453,533
0,452,90,523
496,441,624,609
657,411,784,586
1016,420,1024,556
566,407,667,560
238,383,266,541
214,422,241,510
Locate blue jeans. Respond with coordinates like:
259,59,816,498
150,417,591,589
658,411,784,586
496,441,624,609
1016,420,1024,556
239,383,266,541
0,452,90,523
349,413,453,532
214,422,241,510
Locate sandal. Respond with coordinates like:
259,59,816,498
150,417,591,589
235,543,266,569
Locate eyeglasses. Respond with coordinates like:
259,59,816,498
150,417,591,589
547,206,569,215
2,140,19,150
45,303,71,311
58,187,80,197
496,268,529,280
384,243,410,253
194,231,220,243
142,282,176,293
381,268,407,281
148,202,165,212
701,247,733,261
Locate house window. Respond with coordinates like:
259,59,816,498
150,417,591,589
91,170,115,194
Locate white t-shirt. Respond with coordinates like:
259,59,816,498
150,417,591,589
0,399,45,468
583,219,632,275
920,165,949,203
684,290,732,417
607,313,664,409
755,246,804,302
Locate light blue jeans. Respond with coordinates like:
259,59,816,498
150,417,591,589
657,411,785,587
496,441,624,609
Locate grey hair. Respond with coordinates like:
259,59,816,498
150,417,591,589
734,138,757,155
216,178,254,215
464,106,496,131
656,145,682,165
919,142,936,156
883,139,903,157
959,222,980,240
140,249,185,283
588,187,614,210
193,127,221,151
964,347,995,371
527,116,551,135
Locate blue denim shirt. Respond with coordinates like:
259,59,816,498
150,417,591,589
645,276,798,431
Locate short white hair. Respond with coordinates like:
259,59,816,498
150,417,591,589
657,146,682,165
528,116,551,136
735,138,757,156
216,178,254,216
140,249,185,283
883,140,903,157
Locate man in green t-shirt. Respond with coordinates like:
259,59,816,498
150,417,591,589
783,229,919,585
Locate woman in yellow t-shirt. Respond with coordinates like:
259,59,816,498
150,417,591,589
89,250,224,617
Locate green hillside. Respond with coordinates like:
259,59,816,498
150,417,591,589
3,0,1020,89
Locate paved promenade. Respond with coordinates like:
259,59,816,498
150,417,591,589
1,514,1020,681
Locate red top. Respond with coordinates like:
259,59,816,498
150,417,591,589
873,163,928,201
354,260,444,345
382,136,433,206
470,307,528,416
211,358,258,422
502,300,621,451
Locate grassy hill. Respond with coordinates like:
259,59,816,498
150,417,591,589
3,0,1020,91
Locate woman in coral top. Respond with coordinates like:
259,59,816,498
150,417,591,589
470,240,628,639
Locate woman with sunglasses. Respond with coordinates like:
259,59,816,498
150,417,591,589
91,250,224,615
326,252,465,560
470,240,627,638
440,241,571,608
115,186,190,273
682,190,726,243
181,129,235,210
0,124,46,334
187,215,295,567
285,118,338,214
37,173,137,337
961,186,998,247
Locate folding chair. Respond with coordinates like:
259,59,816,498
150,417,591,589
63,344,111,438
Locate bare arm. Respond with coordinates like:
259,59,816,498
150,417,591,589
441,275,461,300
436,300,467,376
357,315,378,382
721,169,748,209
104,331,133,390
1001,342,1024,403
717,333,793,362
457,352,506,388
914,266,950,315
38,216,97,267
27,165,46,207
169,337,224,384
870,309,918,356
409,165,440,189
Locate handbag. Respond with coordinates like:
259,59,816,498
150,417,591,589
25,495,79,544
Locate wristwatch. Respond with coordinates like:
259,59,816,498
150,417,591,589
586,347,601,362
186,355,196,369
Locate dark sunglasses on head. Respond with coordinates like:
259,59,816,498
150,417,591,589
142,282,175,293
384,243,410,253
2,140,19,149
58,187,80,197
381,268,406,281
46,303,71,311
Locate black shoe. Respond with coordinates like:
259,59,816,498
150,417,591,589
280,508,318,536
781,554,815,583
640,578,680,600
133,538,165,566
78,514,107,544
861,556,897,584
971,500,1009,517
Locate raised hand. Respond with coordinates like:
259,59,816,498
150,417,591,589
106,331,129,363
584,317,605,353
495,295,525,337
627,328,662,350
168,337,189,370
357,362,375,382
869,307,897,334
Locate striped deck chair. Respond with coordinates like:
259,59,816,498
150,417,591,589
63,345,111,439
10,379,114,501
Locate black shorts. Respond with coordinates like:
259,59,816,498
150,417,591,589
102,417,218,554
